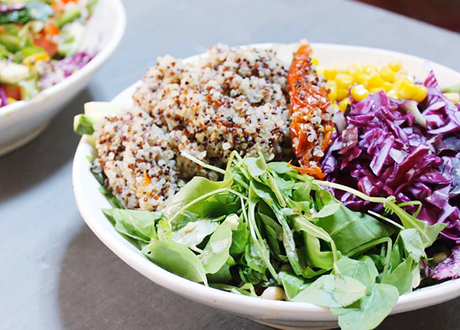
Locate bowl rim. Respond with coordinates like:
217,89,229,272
0,0,126,118
73,42,460,321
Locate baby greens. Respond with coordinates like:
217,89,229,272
102,151,444,330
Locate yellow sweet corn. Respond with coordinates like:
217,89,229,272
337,88,348,101
7,97,17,104
350,84,369,102
335,73,354,88
389,61,402,72
312,57,319,66
380,66,396,83
339,97,351,112
413,85,428,102
22,52,51,69
395,78,418,99
327,80,337,102
444,92,460,104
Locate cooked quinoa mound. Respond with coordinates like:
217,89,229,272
134,44,292,176
94,108,183,210
94,44,292,211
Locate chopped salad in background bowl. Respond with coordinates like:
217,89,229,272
0,0,125,156
73,42,460,330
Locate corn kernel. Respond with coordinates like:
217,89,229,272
370,87,384,94
7,97,17,104
389,61,402,72
335,73,354,88
353,72,366,85
444,92,460,104
22,52,51,69
368,74,385,88
339,97,351,112
380,66,396,83
413,85,428,102
395,78,418,99
312,57,319,66
382,81,393,92
337,88,348,101
327,80,337,101
350,84,369,102
387,90,398,99
323,67,338,81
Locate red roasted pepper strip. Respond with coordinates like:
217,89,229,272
287,43,333,179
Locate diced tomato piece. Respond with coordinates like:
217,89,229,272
34,37,58,58
4,85,21,100
44,22,60,36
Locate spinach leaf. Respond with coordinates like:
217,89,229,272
201,219,234,274
268,162,296,174
278,271,307,300
0,1,53,24
317,205,393,254
293,275,367,308
314,202,341,219
230,217,250,257
385,199,445,248
244,238,269,274
382,258,413,294
400,228,425,261
333,284,399,330
172,219,219,248
103,208,160,242
304,234,334,270
336,256,378,291
244,154,267,180
164,176,233,228
143,240,207,285
207,262,232,283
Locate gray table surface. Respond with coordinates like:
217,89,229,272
1,0,460,329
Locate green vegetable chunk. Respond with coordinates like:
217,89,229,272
143,240,208,285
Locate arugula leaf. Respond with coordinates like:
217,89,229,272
267,162,296,174
201,219,234,274
172,219,219,248
103,208,160,242
382,258,414,294
143,240,208,285
278,271,307,300
385,199,445,248
335,256,378,291
293,275,367,308
164,177,233,229
317,205,393,254
244,154,267,180
230,217,250,257
333,284,399,330
400,228,426,261
304,234,334,270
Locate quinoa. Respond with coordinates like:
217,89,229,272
134,44,292,178
93,107,183,210
93,44,292,211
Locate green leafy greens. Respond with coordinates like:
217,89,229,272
101,151,444,330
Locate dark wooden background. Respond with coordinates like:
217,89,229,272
355,0,460,33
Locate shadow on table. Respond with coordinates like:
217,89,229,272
57,225,269,330
0,89,94,203
57,225,460,330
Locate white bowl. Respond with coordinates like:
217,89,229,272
0,0,126,156
73,43,460,330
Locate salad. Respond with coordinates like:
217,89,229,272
0,0,98,108
74,41,460,330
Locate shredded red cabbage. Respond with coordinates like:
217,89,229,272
322,70,460,244
429,246,460,280
0,86,8,108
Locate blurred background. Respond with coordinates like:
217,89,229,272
355,0,460,32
